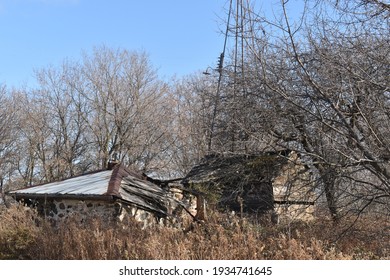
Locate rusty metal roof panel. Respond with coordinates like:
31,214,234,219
118,176,172,215
11,170,113,196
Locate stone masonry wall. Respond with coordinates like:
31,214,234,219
38,192,200,228
272,152,315,223
39,199,119,221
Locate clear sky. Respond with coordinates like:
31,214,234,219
0,0,228,88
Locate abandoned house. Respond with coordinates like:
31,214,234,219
181,150,316,223
8,163,203,226
8,150,315,226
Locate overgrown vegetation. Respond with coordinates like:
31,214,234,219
0,205,388,260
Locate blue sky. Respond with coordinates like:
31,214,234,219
0,0,228,88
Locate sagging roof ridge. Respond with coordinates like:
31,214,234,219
106,163,145,197
182,149,294,184
198,149,293,163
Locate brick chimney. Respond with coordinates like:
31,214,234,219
107,160,119,170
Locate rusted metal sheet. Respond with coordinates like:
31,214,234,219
119,176,175,216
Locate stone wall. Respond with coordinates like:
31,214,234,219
272,152,315,223
35,199,158,228
274,203,315,223
35,189,201,228
168,187,197,216
37,199,120,221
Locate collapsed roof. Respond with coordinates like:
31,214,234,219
181,150,301,213
182,151,290,185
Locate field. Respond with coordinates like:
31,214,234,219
0,205,388,260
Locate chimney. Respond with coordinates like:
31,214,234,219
107,160,119,170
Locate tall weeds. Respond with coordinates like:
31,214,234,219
0,205,388,260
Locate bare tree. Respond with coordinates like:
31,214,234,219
0,86,19,206
34,62,91,179
76,46,174,171
6,46,177,189
169,74,219,174
213,0,390,221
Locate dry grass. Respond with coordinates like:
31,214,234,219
0,205,388,260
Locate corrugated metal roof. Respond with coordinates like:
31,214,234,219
11,170,113,196
8,164,187,217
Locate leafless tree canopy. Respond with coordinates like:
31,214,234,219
195,0,389,221
1,47,176,189
171,0,389,221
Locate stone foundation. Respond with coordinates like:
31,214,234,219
33,188,201,228
274,203,315,223
37,199,120,221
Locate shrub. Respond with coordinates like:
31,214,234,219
0,206,388,259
